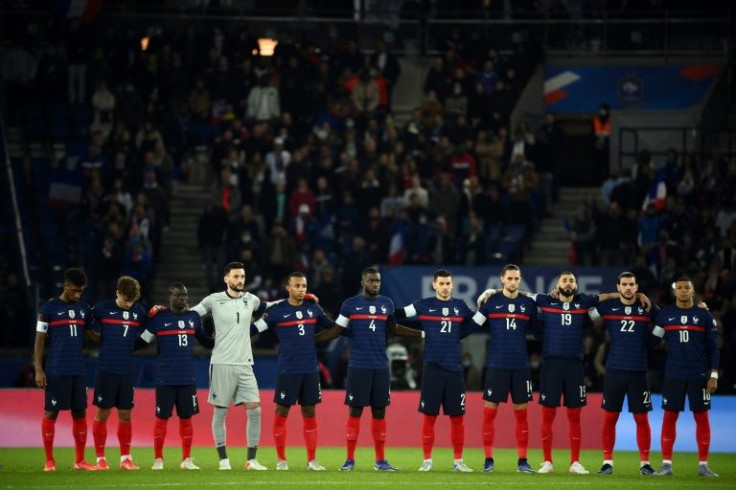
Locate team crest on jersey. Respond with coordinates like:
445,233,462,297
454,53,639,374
68,310,75,319
693,316,699,324
307,309,313,318
508,304,515,313
369,305,376,314
442,307,449,316
123,311,129,320
520,305,526,312
625,306,632,315
133,313,138,320
296,311,303,320
80,310,85,318
563,302,570,311
681,316,688,324
574,303,580,309
178,320,185,329
638,307,644,314
454,307,459,316
381,305,387,314
188,320,194,328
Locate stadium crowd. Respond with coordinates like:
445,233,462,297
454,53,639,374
3,14,734,395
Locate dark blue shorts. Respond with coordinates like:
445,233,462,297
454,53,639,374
93,371,135,409
45,375,87,412
345,368,390,408
539,357,586,408
661,378,711,412
155,385,199,419
484,367,533,404
419,363,466,416
601,369,652,413
274,372,322,406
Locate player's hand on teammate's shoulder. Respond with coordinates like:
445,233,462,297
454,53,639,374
636,293,652,311
476,289,496,307
148,305,167,318
548,289,559,299
305,292,320,304
697,300,709,310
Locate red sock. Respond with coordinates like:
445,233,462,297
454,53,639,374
482,407,497,459
72,416,88,463
179,418,193,460
514,408,529,459
633,412,651,462
153,418,168,460
661,410,679,461
421,415,437,459
693,410,710,462
541,406,556,462
118,421,132,458
346,415,360,460
601,410,619,461
42,417,56,462
273,413,288,460
92,419,107,458
567,407,582,464
450,415,464,460
303,416,318,462
371,418,386,461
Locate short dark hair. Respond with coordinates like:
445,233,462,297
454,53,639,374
286,271,306,284
559,270,575,278
64,268,87,287
117,276,141,301
169,282,187,292
362,266,380,278
433,269,452,281
500,264,520,277
224,262,245,275
675,276,693,285
617,272,636,283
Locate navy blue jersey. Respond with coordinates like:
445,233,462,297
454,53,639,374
591,300,657,372
399,297,473,372
37,298,91,376
254,301,333,374
535,293,599,360
146,310,207,385
92,299,148,374
654,306,719,380
335,295,396,369
473,294,538,369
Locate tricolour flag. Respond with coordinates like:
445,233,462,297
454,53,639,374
641,173,667,211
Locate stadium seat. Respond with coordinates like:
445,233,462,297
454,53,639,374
46,104,68,121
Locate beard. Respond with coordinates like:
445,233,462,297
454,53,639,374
558,286,575,297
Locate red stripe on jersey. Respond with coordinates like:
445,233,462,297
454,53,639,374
49,319,83,326
101,318,141,326
349,314,388,321
663,325,706,332
602,315,651,322
157,329,195,336
417,315,465,322
277,318,318,327
486,313,531,321
540,307,588,314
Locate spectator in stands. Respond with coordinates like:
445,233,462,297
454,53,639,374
460,213,486,265
592,102,611,184
91,80,116,140
444,81,468,117
188,76,211,122
535,112,565,204
424,58,449,101
247,74,281,123
212,166,241,221
265,137,290,186
351,69,380,120
135,120,163,153
152,140,175,196
569,205,596,265
638,204,661,252
475,129,504,183
403,175,429,209
266,222,296,282
597,202,636,266
313,266,342,318
503,154,538,223
370,41,401,110
430,172,461,235
198,205,228,292
449,142,477,185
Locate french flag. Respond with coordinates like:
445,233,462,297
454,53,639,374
55,0,104,24
641,173,667,211
388,228,404,265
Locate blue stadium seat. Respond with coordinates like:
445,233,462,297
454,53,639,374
26,120,47,141
69,105,92,124
49,120,70,141
21,103,43,122
46,104,68,121
191,122,212,145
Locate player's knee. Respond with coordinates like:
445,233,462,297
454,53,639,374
301,405,315,418
275,404,290,417
244,402,260,410
118,409,132,422
349,407,363,418
71,409,86,419
44,410,59,420
95,408,111,421
371,407,386,419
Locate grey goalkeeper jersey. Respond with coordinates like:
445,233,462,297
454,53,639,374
192,291,264,366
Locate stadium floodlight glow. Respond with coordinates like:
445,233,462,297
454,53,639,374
255,38,277,56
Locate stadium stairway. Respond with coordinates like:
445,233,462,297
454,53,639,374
524,186,599,266
152,183,211,304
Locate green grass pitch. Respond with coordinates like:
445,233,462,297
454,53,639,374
0,447,733,489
